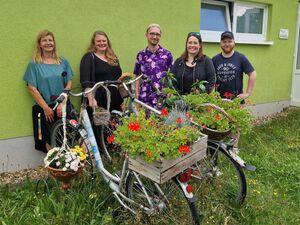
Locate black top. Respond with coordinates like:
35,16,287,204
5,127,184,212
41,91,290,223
171,56,216,94
80,52,123,111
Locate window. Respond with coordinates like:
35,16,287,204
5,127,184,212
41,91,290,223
200,0,271,44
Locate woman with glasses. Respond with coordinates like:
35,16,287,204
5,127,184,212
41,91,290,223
171,32,215,94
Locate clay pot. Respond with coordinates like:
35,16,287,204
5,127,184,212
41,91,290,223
47,166,83,190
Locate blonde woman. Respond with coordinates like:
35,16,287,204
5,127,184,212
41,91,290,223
23,29,73,152
80,30,123,111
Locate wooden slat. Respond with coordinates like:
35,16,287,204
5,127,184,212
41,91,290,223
128,134,208,184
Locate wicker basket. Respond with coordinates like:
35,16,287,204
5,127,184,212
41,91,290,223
118,85,129,98
93,85,111,126
201,126,231,141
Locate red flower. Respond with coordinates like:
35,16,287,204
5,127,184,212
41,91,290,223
176,117,182,123
128,121,141,132
107,135,115,144
160,108,169,117
223,92,234,99
179,145,190,153
146,150,151,157
185,112,190,118
215,113,220,121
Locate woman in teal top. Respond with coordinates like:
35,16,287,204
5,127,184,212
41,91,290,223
23,30,73,152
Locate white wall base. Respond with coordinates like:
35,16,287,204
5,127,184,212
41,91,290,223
0,100,295,173
0,136,45,173
248,100,291,118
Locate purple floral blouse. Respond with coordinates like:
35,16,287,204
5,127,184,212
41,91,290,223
134,45,173,107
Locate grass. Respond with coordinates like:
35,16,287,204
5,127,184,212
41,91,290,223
0,108,299,225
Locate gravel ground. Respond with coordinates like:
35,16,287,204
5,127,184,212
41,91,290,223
0,166,48,188
0,108,292,188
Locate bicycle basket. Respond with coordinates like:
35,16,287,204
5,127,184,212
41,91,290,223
93,85,111,126
201,126,231,141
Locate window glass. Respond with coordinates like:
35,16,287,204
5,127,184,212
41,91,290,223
236,6,263,34
201,3,228,31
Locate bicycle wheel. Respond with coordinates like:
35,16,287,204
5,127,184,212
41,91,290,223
51,119,96,178
98,113,124,176
125,171,200,225
191,141,247,205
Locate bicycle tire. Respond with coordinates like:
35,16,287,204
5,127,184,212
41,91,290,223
98,113,124,176
125,171,201,225
50,119,96,178
192,141,247,206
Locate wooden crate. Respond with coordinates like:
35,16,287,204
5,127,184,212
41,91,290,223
128,134,207,184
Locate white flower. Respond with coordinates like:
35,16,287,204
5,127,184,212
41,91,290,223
65,163,70,168
56,161,61,166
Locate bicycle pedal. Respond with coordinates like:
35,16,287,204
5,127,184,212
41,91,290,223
245,164,256,171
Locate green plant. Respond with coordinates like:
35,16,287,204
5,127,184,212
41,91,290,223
44,146,87,171
114,108,200,162
158,71,182,109
184,90,254,134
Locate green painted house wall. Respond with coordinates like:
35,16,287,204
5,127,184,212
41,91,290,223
0,0,298,140
0,0,200,139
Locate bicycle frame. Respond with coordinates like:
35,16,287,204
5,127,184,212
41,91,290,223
55,76,196,215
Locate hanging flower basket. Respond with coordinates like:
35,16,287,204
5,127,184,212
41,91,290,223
47,165,83,190
201,126,231,141
44,146,87,190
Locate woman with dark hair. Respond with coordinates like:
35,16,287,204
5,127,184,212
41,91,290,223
171,32,216,94
23,29,73,152
80,30,123,111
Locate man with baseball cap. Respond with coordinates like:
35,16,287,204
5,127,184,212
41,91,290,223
212,31,256,151
213,31,256,100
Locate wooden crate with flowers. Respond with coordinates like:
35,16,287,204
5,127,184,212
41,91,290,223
114,109,207,184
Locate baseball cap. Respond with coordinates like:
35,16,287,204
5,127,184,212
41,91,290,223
221,31,234,40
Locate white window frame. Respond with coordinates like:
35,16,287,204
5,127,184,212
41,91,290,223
200,0,231,42
200,0,273,45
232,2,268,42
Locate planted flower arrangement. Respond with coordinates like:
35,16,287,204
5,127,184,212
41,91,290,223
114,109,207,184
44,146,88,190
183,86,254,140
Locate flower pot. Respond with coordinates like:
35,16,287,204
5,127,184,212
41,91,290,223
47,166,83,190
201,126,231,141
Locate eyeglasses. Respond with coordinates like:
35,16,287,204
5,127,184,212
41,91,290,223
149,32,161,37
188,32,201,38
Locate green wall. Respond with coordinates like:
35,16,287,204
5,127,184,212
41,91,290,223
0,0,298,140
0,0,200,139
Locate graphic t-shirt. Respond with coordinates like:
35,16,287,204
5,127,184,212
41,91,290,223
212,51,254,97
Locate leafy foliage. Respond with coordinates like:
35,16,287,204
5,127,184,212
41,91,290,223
114,109,200,162
184,90,254,134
